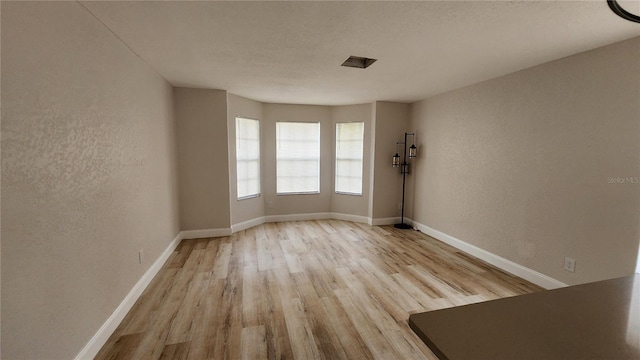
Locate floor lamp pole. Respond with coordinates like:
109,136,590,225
394,132,415,229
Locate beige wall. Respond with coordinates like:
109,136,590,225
2,4,636,359
1,2,180,359
227,100,375,221
330,104,373,217
371,101,411,220
175,88,230,230
0,0,3,338
263,103,333,215
227,93,265,225
409,37,640,285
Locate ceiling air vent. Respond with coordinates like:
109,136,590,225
341,56,377,69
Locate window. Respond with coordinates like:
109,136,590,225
276,122,320,194
335,122,364,195
235,117,260,199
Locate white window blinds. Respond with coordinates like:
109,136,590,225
276,122,320,194
236,117,260,199
335,122,364,195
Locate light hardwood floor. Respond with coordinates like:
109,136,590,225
96,220,543,359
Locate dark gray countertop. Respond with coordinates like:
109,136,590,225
409,274,640,360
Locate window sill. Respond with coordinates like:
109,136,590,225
335,191,363,197
238,193,261,201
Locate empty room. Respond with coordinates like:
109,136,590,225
2,1,639,359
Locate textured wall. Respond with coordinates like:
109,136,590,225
175,88,231,230
330,104,373,217
0,0,3,339
263,104,333,216
227,93,265,225
1,2,180,359
371,101,411,220
410,37,640,285
226,99,376,222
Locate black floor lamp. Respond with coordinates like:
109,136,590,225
392,132,417,229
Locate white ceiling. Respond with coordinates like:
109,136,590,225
81,1,640,106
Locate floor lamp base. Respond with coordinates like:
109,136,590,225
394,223,413,229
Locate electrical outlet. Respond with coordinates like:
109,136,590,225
138,250,144,264
564,257,576,272
397,202,402,210
267,200,274,209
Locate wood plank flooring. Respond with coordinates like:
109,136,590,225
96,220,543,359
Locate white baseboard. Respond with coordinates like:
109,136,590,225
370,217,401,226
75,216,566,359
264,212,332,223
232,217,266,233
231,213,371,233
329,212,370,224
232,213,405,228
181,227,232,239
411,220,567,290
73,213,379,359
75,232,183,360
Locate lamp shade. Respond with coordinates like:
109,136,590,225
409,144,417,159
392,153,400,167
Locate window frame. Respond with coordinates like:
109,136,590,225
235,116,261,200
276,121,321,195
334,121,365,196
